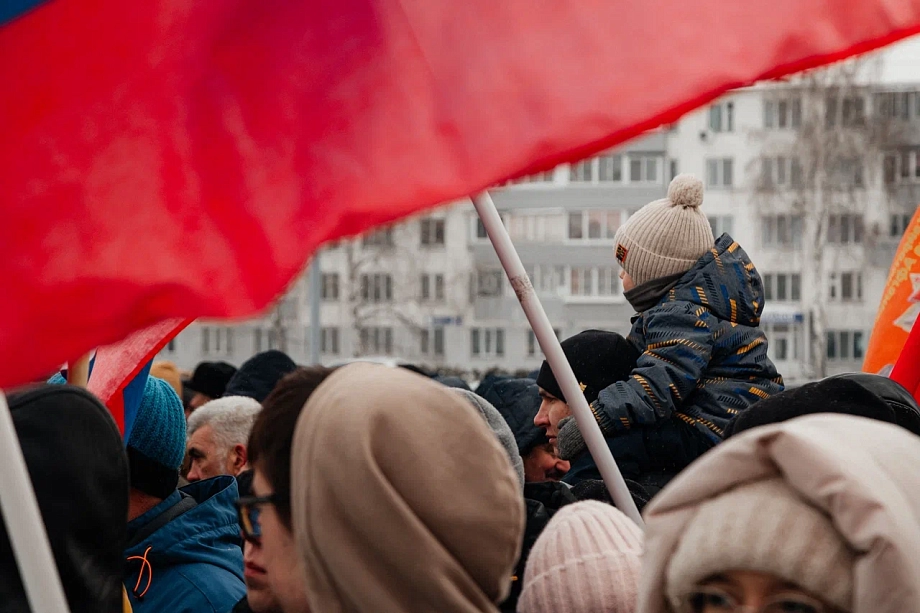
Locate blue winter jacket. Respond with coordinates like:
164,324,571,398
593,234,784,444
124,476,245,613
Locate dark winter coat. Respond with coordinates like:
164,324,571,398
593,234,784,444
500,483,578,612
124,476,245,613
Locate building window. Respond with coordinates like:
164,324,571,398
826,330,865,361
709,215,734,238
891,213,913,237
201,326,233,356
874,91,919,121
527,328,562,357
569,154,623,184
826,95,865,128
763,273,802,302
764,97,803,129
568,266,621,298
253,328,262,353
476,270,504,297
828,157,864,188
669,159,679,181
166,339,176,352
709,101,734,132
761,215,804,249
471,328,505,358
420,327,446,356
507,212,567,242
360,273,393,303
765,323,801,362
419,274,445,301
359,327,393,355
420,329,429,355
829,271,864,302
532,265,567,296
362,227,394,247
826,214,865,244
884,148,920,184
628,156,660,184
321,327,339,355
567,210,626,241
267,328,285,351
760,156,804,189
321,273,339,301
473,217,489,240
420,219,445,246
706,158,734,188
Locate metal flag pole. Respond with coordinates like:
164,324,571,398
0,390,71,613
471,191,643,527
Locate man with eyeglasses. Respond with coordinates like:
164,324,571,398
233,366,335,613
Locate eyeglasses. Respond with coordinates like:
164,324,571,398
235,494,289,543
679,586,828,613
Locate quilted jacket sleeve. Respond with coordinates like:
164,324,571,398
593,302,714,434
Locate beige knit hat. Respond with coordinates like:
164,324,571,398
519,501,643,613
614,174,714,286
666,478,856,611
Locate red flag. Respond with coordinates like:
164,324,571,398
2,0,920,387
889,319,920,401
87,318,191,435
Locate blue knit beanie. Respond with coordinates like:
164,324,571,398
126,376,186,499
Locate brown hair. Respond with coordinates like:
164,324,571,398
248,366,335,529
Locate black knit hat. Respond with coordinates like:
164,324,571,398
535,330,640,404
1,385,128,613
825,372,920,436
480,378,547,455
724,377,899,438
224,350,298,402
186,361,237,399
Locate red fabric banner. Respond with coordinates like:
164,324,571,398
2,0,920,387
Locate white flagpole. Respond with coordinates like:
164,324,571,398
472,191,643,527
0,390,71,613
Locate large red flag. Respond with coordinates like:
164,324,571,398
2,0,920,387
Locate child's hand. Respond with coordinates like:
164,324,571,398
556,416,588,460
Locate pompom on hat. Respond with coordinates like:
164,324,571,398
613,174,714,287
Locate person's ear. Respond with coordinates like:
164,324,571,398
231,444,248,473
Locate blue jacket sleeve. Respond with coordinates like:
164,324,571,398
593,302,714,434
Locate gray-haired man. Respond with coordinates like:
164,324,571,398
187,396,262,482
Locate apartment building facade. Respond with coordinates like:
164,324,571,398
162,55,920,384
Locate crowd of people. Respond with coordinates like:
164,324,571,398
3,174,920,613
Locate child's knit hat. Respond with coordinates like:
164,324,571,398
614,174,714,286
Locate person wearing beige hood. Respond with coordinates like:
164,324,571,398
638,413,920,613
290,363,526,613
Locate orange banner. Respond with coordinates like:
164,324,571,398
864,206,920,374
